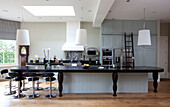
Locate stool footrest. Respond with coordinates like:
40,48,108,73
45,94,56,99
21,87,29,91
45,87,56,91
35,87,43,90
27,94,40,99
13,94,26,98
4,91,16,95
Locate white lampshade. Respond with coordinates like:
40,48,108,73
16,29,30,45
75,29,87,46
138,29,151,46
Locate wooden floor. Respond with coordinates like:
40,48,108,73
0,80,170,107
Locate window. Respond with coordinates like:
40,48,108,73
0,40,16,65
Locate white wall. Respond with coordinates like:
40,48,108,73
81,22,100,50
22,22,66,60
22,22,100,60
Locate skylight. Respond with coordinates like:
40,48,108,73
23,6,75,16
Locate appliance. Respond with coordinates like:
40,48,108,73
87,47,98,57
138,8,151,46
102,48,128,67
102,48,113,66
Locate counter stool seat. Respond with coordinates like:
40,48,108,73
46,77,56,81
28,77,39,81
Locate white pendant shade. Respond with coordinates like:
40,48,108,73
138,29,151,46
75,29,87,46
16,29,30,45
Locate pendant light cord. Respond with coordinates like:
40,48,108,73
81,7,83,19
22,7,24,29
143,8,146,29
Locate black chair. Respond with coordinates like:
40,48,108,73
42,72,56,98
1,69,16,95
9,72,26,98
24,72,40,99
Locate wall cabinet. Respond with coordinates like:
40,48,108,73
102,20,113,34
102,35,123,49
102,19,156,35
102,20,123,34
145,20,157,35
101,19,157,67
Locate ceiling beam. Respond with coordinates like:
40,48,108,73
93,0,115,27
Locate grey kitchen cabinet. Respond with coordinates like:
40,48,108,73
113,20,123,34
103,35,123,49
102,20,123,34
145,20,157,35
133,20,143,34
102,35,112,48
134,49,144,66
101,19,157,67
122,20,133,33
134,48,156,66
143,49,157,66
122,20,143,34
114,36,123,48
102,20,113,34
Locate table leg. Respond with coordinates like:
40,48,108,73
153,72,158,92
112,72,118,96
58,72,63,97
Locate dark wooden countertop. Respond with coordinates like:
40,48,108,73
11,66,164,73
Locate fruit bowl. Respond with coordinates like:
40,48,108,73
82,64,90,69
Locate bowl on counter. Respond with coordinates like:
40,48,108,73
82,64,90,69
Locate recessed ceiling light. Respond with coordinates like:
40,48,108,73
88,10,92,12
152,11,158,14
23,6,75,16
2,10,8,12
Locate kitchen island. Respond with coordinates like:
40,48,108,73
11,66,163,97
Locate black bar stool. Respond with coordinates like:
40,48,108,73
9,72,26,98
42,72,56,98
35,73,43,90
21,78,29,91
24,72,40,99
1,69,16,95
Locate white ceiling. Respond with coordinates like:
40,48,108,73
1,0,170,27
106,0,170,22
0,0,98,22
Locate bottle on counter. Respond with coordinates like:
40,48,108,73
45,58,51,69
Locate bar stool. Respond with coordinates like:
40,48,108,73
24,72,40,99
1,69,16,95
9,72,26,98
42,72,56,98
35,73,43,90
21,78,29,91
